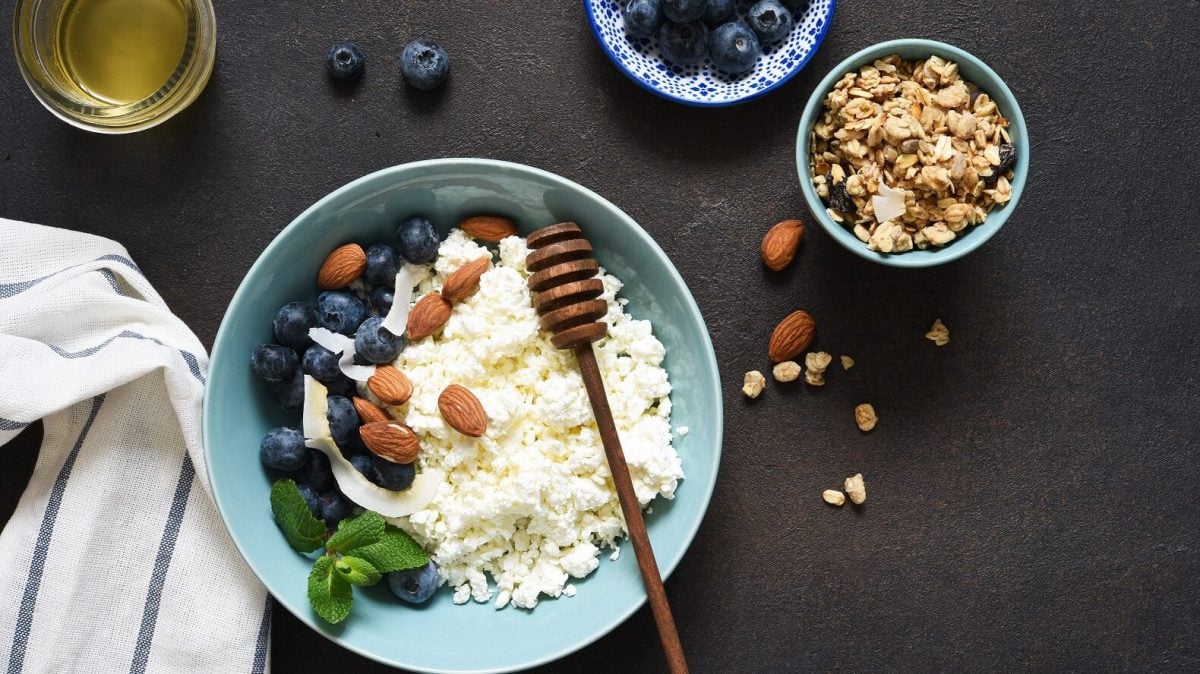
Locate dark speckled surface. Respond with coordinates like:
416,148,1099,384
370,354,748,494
3,0,1199,671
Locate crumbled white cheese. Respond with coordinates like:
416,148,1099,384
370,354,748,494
391,229,683,609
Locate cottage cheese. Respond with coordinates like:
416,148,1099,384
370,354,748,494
382,230,682,609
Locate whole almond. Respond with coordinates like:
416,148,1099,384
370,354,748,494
407,293,452,340
441,257,490,303
367,365,413,406
768,310,816,362
438,384,488,437
317,243,367,289
760,219,804,271
360,421,420,464
352,396,391,424
459,215,517,243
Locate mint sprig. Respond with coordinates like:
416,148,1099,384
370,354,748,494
270,481,431,624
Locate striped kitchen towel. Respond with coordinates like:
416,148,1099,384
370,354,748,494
0,219,269,673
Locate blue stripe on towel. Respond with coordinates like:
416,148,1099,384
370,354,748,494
0,254,142,299
251,595,272,674
0,419,29,431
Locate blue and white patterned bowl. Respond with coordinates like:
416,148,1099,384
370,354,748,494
584,0,837,107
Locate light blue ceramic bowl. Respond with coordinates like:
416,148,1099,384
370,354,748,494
796,39,1029,267
585,0,836,107
202,159,722,673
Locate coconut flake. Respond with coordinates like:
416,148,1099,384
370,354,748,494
307,327,375,382
379,265,421,338
872,182,908,223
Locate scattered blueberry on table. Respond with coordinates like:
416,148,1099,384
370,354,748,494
400,40,450,91
326,42,365,81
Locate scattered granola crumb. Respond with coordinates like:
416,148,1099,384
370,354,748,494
742,370,766,399
840,355,855,370
804,351,833,386
844,473,867,504
772,361,802,383
926,319,950,346
854,403,877,431
822,489,846,506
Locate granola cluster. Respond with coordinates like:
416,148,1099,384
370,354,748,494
809,54,1017,252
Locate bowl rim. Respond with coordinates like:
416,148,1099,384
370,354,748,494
583,0,838,108
794,38,1030,267
202,158,724,673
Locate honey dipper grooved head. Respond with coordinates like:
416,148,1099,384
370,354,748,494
525,222,608,350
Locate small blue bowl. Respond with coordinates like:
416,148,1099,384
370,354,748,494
202,159,723,672
796,39,1029,267
585,0,837,107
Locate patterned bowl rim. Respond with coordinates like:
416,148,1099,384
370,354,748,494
584,0,839,108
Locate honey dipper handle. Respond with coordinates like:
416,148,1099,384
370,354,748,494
574,345,689,674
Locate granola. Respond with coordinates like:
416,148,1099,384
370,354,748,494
810,54,1017,252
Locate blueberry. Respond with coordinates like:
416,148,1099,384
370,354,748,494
272,369,306,411
316,291,367,335
326,42,365,81
658,20,709,65
388,561,439,603
326,374,358,398
364,244,399,286
350,453,375,479
400,40,450,91
395,216,440,264
327,395,360,448
623,0,663,38
302,345,341,383
662,0,706,23
273,302,318,351
746,0,793,43
296,449,334,492
338,433,369,460
780,0,809,11
355,316,403,364
297,482,321,516
370,286,395,315
250,344,298,383
702,0,735,25
709,21,760,74
260,427,308,471
317,491,353,526
372,457,415,491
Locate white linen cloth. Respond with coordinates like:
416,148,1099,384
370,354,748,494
0,219,270,673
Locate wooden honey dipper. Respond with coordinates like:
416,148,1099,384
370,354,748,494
526,222,688,674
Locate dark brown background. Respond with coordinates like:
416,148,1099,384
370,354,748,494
3,0,1199,671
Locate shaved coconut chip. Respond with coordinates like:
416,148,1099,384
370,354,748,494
379,265,421,338
308,327,375,382
301,375,443,517
337,344,376,382
873,182,908,223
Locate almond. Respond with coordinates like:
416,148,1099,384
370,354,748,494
768,310,816,362
406,293,452,340
317,243,367,289
367,365,412,406
360,421,420,464
352,396,391,424
760,219,804,271
437,384,487,437
459,215,517,243
441,257,490,303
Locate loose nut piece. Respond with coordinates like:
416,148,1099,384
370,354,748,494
459,215,517,242
360,421,420,464
317,243,367,289
768,310,816,362
407,293,453,341
438,384,488,437
772,361,801,383
925,318,950,346
441,257,490,303
844,473,867,504
760,219,805,271
742,371,766,399
367,365,413,406
804,351,833,386
822,489,846,506
854,403,877,432
352,396,391,424
840,355,855,370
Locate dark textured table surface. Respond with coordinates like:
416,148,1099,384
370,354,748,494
3,1,1199,671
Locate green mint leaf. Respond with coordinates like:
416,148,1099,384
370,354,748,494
270,479,325,553
346,525,428,573
308,555,353,624
334,555,382,587
325,511,385,554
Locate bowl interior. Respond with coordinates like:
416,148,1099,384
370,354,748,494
585,0,836,106
203,159,723,673
796,39,1029,267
